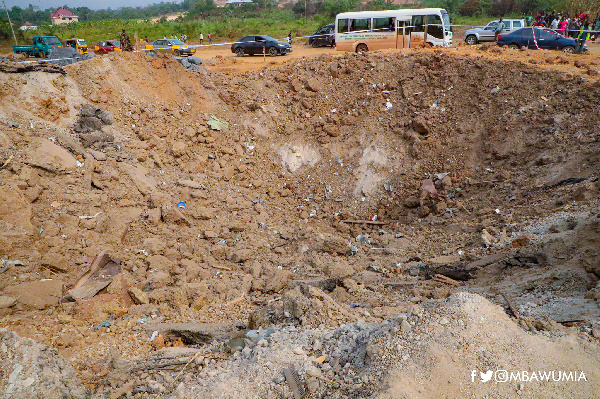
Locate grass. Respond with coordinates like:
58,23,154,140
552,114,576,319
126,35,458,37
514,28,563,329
8,12,332,46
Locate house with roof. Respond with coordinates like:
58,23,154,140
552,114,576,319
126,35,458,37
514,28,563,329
50,7,79,25
19,21,38,31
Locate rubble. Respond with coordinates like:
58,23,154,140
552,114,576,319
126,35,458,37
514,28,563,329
0,48,598,398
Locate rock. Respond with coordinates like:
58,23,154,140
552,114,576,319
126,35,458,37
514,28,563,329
0,184,34,235
0,330,86,398
320,237,348,256
87,149,107,161
0,295,18,309
400,320,411,332
230,249,252,263
128,287,149,305
291,79,303,92
410,118,429,135
190,206,213,220
161,204,191,226
293,347,305,355
78,131,114,148
171,141,187,157
4,279,65,310
25,138,77,173
118,163,157,196
305,78,323,92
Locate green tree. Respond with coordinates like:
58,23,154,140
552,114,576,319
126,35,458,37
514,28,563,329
320,0,359,17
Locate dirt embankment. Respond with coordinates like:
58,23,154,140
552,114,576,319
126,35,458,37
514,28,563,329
0,49,599,398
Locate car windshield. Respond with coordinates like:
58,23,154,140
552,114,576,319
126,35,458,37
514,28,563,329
113,41,121,47
77,40,86,45
170,39,184,45
45,37,61,45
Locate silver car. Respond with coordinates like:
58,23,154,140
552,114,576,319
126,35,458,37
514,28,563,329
464,19,526,45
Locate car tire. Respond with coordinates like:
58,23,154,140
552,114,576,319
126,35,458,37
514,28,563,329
268,47,278,56
174,50,181,56
38,50,45,58
508,43,520,49
356,43,368,53
235,47,245,57
311,40,319,48
562,45,574,53
465,35,478,45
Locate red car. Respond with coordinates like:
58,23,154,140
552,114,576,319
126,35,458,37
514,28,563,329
93,40,122,54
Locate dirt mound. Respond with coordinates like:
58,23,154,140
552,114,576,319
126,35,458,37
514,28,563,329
0,48,599,398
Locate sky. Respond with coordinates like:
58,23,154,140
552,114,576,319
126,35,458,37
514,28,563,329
3,0,180,11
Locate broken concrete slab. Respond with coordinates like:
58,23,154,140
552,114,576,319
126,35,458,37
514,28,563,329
25,138,77,174
62,251,121,301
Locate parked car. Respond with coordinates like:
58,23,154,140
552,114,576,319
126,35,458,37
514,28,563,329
64,38,88,55
464,19,526,45
94,40,122,54
231,35,291,57
147,39,196,56
497,27,583,53
308,24,335,47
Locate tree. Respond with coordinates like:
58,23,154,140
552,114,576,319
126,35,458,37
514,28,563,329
320,0,359,17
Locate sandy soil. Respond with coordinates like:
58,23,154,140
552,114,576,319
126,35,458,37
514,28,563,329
0,43,599,399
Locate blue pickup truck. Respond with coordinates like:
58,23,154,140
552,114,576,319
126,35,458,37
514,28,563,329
13,36,62,58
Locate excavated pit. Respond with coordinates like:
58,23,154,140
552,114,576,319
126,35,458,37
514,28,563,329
0,49,599,398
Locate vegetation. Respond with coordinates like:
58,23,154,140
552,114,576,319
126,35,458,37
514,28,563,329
7,11,329,45
1,0,597,47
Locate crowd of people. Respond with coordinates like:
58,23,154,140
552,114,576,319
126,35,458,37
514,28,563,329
533,11,600,41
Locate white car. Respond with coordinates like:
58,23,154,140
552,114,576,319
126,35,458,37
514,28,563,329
463,19,526,45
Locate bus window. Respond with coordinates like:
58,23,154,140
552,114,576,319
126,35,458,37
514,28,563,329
373,17,395,32
412,15,425,32
338,19,349,33
350,18,371,32
427,14,443,39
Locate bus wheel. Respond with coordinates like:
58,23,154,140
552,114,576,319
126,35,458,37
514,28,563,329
356,43,368,53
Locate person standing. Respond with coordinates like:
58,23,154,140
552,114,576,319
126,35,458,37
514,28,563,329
495,18,504,42
200,33,204,45
208,32,212,45
558,16,568,35
551,17,559,30
576,22,591,54
121,29,132,51
287,31,292,46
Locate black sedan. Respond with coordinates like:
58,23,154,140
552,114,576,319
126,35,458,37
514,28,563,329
231,35,291,57
497,27,583,53
308,24,335,47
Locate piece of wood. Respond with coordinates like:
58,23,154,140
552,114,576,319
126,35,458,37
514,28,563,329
341,219,386,225
432,274,461,286
501,293,520,318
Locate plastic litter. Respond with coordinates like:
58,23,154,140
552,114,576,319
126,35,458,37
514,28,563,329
177,201,186,209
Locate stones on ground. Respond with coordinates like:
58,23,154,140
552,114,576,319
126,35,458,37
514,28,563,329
0,295,18,309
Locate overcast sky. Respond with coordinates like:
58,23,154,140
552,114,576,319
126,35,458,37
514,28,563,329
4,0,180,11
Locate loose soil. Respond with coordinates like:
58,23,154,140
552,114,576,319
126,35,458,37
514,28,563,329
0,43,599,399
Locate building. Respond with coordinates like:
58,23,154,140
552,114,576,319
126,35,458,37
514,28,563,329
50,7,79,25
19,21,38,31
225,0,254,5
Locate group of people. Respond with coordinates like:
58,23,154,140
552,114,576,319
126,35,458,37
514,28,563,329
533,11,600,40
532,11,599,54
